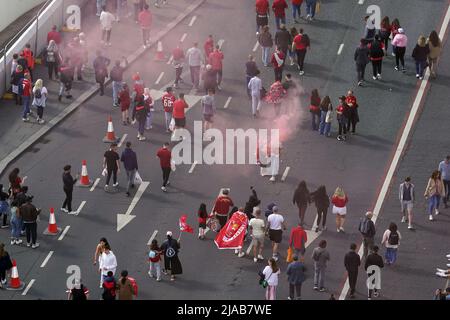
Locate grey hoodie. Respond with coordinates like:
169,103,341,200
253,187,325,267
311,247,330,267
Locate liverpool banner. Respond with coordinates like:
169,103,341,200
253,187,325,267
214,211,248,250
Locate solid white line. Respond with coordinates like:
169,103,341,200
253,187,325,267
358,0,364,5
147,230,159,245
166,55,174,65
90,178,100,192
155,72,165,85
180,33,188,42
22,279,35,296
76,201,86,215
58,226,70,241
40,251,54,268
118,133,128,148
218,39,225,50
188,16,197,27
281,167,290,181
124,182,150,216
253,41,259,52
223,97,232,109
337,43,344,55
339,4,450,300
189,161,198,174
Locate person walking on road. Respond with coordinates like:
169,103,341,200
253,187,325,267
138,4,152,47
22,44,35,80
332,186,348,232
381,222,401,265
102,271,117,300
345,90,359,135
212,189,234,230
246,55,259,99
110,57,128,107
368,34,385,80
249,207,265,262
288,27,298,66
100,244,118,282
201,89,216,136
266,79,286,117
20,197,41,249
365,245,384,300
186,43,203,91
100,6,115,46
309,89,321,131
47,25,62,45
305,0,318,21
134,94,147,141
58,58,74,102
157,143,172,192
344,243,361,299
292,181,310,226
162,87,176,132
119,83,131,125
262,258,281,300
271,46,285,82
93,50,111,96
9,200,23,245
392,28,408,72
117,270,136,300
21,72,32,122
172,93,189,130
354,39,370,86
438,156,450,208
148,239,162,281
68,279,89,300
379,16,391,56
61,165,78,214
209,45,224,90
0,244,13,287
399,177,415,229
275,25,291,61
359,211,376,259
258,25,273,67
267,206,287,261
143,87,154,130
318,96,332,135
161,231,182,281
204,35,214,60
11,64,24,106
8,168,27,200
248,70,263,118
45,40,60,80
427,30,442,78
255,0,270,34
312,239,330,292
310,185,329,232
424,170,444,221
32,79,48,124
0,186,10,229
289,223,307,259
202,65,217,94
292,29,310,75
291,0,304,23
286,255,305,300
172,42,185,88
94,238,109,287
103,143,120,189
197,203,208,240
412,35,430,80
272,0,288,30
336,96,348,141
120,142,138,197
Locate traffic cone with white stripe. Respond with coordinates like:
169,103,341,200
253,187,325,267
6,259,25,291
154,41,165,61
103,116,120,143
43,208,61,236
76,160,93,188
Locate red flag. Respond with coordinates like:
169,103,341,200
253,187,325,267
214,211,248,250
179,215,194,233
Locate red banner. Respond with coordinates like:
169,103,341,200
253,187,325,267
179,215,194,233
214,211,248,250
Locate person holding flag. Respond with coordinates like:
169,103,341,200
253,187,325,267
215,208,249,258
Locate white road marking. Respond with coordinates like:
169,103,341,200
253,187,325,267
58,226,70,241
147,230,159,245
281,167,290,181
22,279,35,296
358,0,364,4
90,178,100,192
188,16,197,27
155,72,165,85
189,161,198,174
75,201,86,216
40,251,54,268
180,33,188,42
118,134,128,148
339,3,450,300
166,55,174,65
117,181,150,232
337,43,344,55
223,97,232,109
218,39,225,50
253,41,259,52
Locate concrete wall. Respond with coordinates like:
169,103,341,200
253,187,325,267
0,0,46,32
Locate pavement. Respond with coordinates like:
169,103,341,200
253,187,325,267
0,0,449,300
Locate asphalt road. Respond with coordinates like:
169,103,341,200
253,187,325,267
0,0,449,300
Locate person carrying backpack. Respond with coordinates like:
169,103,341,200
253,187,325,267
381,222,401,265
102,271,117,300
367,34,385,80
359,211,376,259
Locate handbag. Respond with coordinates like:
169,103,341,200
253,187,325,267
259,271,272,289
134,171,143,185
286,247,294,263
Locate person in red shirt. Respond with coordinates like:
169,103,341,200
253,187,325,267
204,35,214,61
271,46,285,81
367,34,385,80
336,96,348,141
345,90,359,134
47,25,62,45
197,203,208,240
272,0,288,30
291,0,304,23
172,93,189,129
172,42,185,88
331,187,348,232
212,189,234,229
22,44,35,80
208,45,224,90
156,143,172,192
119,83,131,125
21,73,32,122
138,4,152,47
289,223,308,258
162,87,176,132
292,29,310,75
255,0,270,34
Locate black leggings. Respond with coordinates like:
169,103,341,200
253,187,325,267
162,167,171,187
316,207,327,227
372,60,382,76
395,47,406,68
106,168,118,185
62,188,73,212
296,49,307,71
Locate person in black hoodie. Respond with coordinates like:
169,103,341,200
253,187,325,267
134,95,148,141
61,165,78,214
364,245,384,300
368,34,385,80
0,185,10,228
93,50,111,96
310,185,329,232
293,181,310,226
244,187,261,221
412,35,430,80
275,24,291,60
344,243,361,299
354,39,370,86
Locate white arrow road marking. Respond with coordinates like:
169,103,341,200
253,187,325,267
117,181,150,232
90,178,100,192
337,43,344,55
155,72,165,85
40,251,54,268
74,201,86,216
166,55,174,65
188,16,197,27
180,33,188,42
22,279,35,296
147,230,159,245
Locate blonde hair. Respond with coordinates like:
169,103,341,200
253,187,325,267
418,35,426,47
34,79,43,90
333,187,345,198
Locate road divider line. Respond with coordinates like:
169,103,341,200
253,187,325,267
281,167,290,181
118,134,128,148
218,39,225,49
167,55,174,65
147,230,159,245
253,41,259,52
337,43,344,55
90,178,100,192
180,33,188,42
188,16,197,27
155,72,165,85
40,251,54,268
223,97,232,109
22,279,35,296
58,226,70,241
189,161,198,174
75,201,86,216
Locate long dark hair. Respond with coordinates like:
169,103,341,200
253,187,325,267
315,185,328,199
391,18,400,28
8,168,19,185
198,203,207,218
429,30,441,47
150,239,159,251
120,270,128,285
290,27,298,38
388,222,398,233
380,16,390,29
320,96,331,109
295,181,308,194
269,258,279,273
311,89,319,100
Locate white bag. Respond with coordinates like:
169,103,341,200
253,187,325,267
134,171,143,185
169,117,175,132
101,168,107,177
170,160,176,172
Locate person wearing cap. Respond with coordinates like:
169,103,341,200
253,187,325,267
160,231,182,281
266,206,287,261
359,211,376,259
392,28,408,72
399,177,415,229
120,142,139,197
212,189,234,230
61,165,78,214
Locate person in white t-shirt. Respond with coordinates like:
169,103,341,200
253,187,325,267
32,79,48,124
185,42,203,90
248,70,262,118
249,207,265,263
99,245,117,283
266,206,286,261
100,6,115,46
262,258,281,300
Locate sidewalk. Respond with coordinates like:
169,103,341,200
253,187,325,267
0,0,205,176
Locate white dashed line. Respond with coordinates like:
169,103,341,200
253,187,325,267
155,72,165,85
281,167,290,181
218,39,225,50
75,201,86,216
58,226,70,241
337,43,344,55
189,161,198,174
188,16,197,27
180,33,188,42
253,41,259,52
166,55,174,65
40,251,54,268
22,279,35,296
147,230,159,245
223,97,232,109
90,178,100,192
118,133,128,148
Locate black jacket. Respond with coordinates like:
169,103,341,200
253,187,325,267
110,65,125,82
293,188,310,207
364,253,384,271
258,32,273,48
354,45,370,65
310,189,330,209
11,191,28,207
359,217,376,238
203,69,217,90
63,172,77,191
344,251,361,273
275,29,291,50
93,56,111,77
20,203,41,223
243,189,261,219
412,44,430,61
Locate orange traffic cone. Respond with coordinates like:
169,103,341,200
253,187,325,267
103,116,120,143
155,41,165,61
43,208,61,235
6,259,25,290
76,160,93,188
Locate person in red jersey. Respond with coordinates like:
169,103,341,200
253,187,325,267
208,45,224,90
47,25,62,45
157,143,172,192
271,46,285,82
345,90,359,135
138,4,152,47
255,0,270,34
204,35,214,61
272,0,288,30
162,87,176,132
172,93,189,129
212,189,234,230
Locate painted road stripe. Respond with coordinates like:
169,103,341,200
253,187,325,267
218,39,225,49
167,55,174,65
337,43,344,55
58,226,70,241
75,201,86,216
189,161,198,174
40,251,54,268
147,230,159,245
155,72,165,85
188,16,197,27
180,33,188,42
281,167,290,181
223,97,232,109
90,178,100,192
253,41,259,52
118,133,128,148
339,3,450,301
22,279,35,296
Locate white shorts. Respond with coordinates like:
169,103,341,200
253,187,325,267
332,205,347,216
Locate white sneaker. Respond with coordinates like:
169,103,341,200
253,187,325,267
253,257,258,263
337,228,341,233
436,271,448,278
408,225,413,230
161,186,167,192
340,227,345,232
10,239,16,245
377,74,382,80
416,74,420,78
238,252,245,258
435,209,439,215
234,249,239,255
372,76,377,80
32,243,40,249
217,85,222,91
61,208,69,213
429,215,434,221
139,136,146,141
401,216,406,223
299,70,305,76
269,176,276,182
113,182,119,187
15,239,22,245
258,254,264,260
446,254,450,258
148,271,154,278
68,211,78,215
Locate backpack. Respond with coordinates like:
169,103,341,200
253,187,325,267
34,88,42,99
370,41,384,58
388,231,399,245
358,218,370,235
300,34,310,47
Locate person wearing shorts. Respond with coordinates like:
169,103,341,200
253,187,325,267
266,206,286,261
255,0,270,34
399,177,415,229
331,187,348,233
172,93,189,130
249,207,265,263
